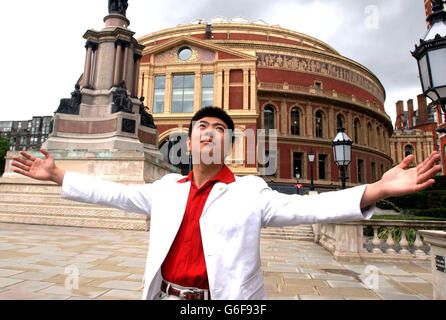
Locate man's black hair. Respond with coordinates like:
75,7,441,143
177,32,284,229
188,106,235,143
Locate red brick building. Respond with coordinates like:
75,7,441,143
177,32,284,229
390,95,437,167
136,19,393,190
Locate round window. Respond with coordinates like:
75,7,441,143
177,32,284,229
178,46,193,61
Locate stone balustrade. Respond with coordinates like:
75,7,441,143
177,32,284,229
314,220,446,262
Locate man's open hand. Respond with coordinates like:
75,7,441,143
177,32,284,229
361,151,441,209
11,149,65,185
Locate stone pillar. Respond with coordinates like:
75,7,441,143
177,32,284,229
243,69,249,110
306,103,313,137
417,141,423,164
113,40,123,86
146,73,154,109
122,44,130,84
216,70,223,108
194,72,202,112
224,69,230,110
328,105,335,137
250,69,257,111
132,53,141,97
280,98,287,135
82,43,94,88
165,73,172,113
347,111,353,140
419,230,446,300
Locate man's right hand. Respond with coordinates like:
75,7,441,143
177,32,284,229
11,149,66,185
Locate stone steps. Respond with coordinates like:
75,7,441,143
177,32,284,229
261,225,315,241
0,184,149,231
0,192,105,207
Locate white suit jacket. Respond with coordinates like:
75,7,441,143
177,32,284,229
61,171,375,300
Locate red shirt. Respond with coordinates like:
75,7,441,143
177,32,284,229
161,165,235,289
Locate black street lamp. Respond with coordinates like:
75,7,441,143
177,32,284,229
332,123,352,190
412,0,446,117
308,149,315,191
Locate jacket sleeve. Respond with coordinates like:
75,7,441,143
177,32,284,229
258,179,375,227
61,171,155,215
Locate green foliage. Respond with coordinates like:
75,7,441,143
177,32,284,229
376,199,401,212
428,175,446,191
364,226,420,246
385,176,446,219
405,208,446,219
378,227,419,245
0,136,11,175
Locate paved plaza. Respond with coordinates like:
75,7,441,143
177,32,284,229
0,222,434,300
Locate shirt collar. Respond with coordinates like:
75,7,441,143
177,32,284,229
177,165,236,185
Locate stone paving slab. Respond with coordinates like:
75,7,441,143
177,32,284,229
0,222,435,300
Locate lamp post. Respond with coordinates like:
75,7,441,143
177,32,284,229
308,149,315,191
332,122,352,190
412,0,446,124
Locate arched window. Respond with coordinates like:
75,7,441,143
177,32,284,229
336,114,345,130
354,118,361,144
290,107,300,135
405,145,414,157
315,111,323,138
367,123,372,146
264,105,275,133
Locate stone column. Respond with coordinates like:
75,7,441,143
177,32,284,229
224,69,230,110
194,72,202,112
328,105,335,137
416,140,423,164
216,70,223,108
132,54,142,97
82,43,94,88
243,69,249,110
113,40,123,86
146,73,154,109
347,111,353,140
165,73,172,113
306,103,313,137
250,69,257,111
122,44,130,84
280,98,287,135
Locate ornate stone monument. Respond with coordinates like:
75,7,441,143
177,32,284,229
0,1,177,230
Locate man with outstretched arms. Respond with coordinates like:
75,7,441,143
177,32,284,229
12,107,442,300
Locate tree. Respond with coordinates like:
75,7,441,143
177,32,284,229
0,136,11,176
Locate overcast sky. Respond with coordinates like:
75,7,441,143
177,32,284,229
0,0,429,125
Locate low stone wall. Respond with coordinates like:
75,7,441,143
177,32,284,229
315,220,446,262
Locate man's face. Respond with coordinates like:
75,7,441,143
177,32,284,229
187,117,231,165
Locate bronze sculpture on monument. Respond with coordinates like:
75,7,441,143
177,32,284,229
0,1,177,231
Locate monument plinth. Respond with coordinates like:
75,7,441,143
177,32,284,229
0,1,177,230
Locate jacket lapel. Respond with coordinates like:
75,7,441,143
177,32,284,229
200,182,228,220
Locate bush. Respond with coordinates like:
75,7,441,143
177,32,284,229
406,208,446,219
387,190,446,211
0,136,11,176
376,199,401,212
429,175,446,191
